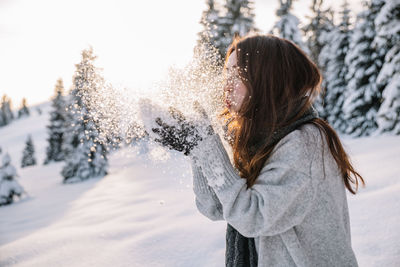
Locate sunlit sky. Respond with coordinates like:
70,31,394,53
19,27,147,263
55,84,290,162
0,0,362,107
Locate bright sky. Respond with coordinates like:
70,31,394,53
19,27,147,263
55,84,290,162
0,0,362,107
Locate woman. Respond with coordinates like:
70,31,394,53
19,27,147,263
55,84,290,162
149,34,364,267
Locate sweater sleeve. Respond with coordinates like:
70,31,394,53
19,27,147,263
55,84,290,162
191,131,317,237
191,158,224,221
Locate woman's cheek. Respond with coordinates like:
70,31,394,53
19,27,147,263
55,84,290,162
235,83,247,109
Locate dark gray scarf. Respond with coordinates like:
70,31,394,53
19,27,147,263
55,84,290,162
225,107,318,267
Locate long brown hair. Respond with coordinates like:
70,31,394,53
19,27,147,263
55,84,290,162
222,34,364,194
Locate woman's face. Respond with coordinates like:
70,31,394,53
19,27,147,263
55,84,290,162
224,51,248,113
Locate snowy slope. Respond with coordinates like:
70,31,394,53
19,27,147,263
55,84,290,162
343,135,400,266
0,104,399,266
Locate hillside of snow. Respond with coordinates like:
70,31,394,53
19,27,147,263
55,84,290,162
0,103,399,266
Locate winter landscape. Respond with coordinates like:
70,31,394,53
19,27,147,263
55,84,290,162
0,101,399,266
1,0,400,266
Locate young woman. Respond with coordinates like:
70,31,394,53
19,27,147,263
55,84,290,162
149,34,365,267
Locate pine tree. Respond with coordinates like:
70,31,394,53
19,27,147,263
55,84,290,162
311,6,335,119
61,47,108,183
44,78,68,164
374,0,400,134
195,0,224,67
204,0,256,59
322,0,352,133
0,95,14,127
342,0,385,136
303,0,335,119
270,0,310,55
0,153,25,206
225,0,256,38
61,91,79,160
17,98,30,118
21,135,37,168
371,0,390,63
198,0,220,48
303,0,334,66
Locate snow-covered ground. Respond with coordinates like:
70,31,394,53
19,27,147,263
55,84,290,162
0,103,399,266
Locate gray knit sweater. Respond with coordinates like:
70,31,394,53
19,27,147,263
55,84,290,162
191,124,359,267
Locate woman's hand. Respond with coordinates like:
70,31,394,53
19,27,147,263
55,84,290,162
139,98,215,156
151,106,203,156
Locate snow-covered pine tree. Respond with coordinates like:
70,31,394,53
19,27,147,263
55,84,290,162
371,0,390,64
211,0,256,58
61,47,108,183
61,89,78,160
195,0,225,69
44,78,68,164
21,135,37,168
212,4,231,59
270,0,310,55
62,118,108,183
321,0,352,133
303,0,334,66
197,0,221,50
373,0,400,134
0,153,25,206
306,3,337,120
0,95,14,127
342,0,385,136
17,98,30,118
225,0,256,38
